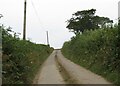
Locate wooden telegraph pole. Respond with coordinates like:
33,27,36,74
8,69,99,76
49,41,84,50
46,31,50,46
23,0,27,40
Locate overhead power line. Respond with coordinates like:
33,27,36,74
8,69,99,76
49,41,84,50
30,0,50,45
30,0,47,30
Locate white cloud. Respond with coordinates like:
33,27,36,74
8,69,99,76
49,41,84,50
0,0,119,48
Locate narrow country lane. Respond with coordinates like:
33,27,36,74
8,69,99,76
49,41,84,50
57,50,112,84
34,50,112,84
34,50,65,84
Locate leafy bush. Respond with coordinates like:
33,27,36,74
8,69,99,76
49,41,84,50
2,26,53,84
62,27,120,84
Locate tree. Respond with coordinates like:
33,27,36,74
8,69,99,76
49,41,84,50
0,14,3,18
66,9,113,35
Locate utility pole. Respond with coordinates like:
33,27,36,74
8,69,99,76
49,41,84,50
118,2,120,34
23,0,27,40
46,31,50,46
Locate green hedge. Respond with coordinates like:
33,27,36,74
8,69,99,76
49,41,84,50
62,27,120,84
2,26,53,84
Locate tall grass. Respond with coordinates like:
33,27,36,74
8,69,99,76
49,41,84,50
1,26,53,84
62,27,120,84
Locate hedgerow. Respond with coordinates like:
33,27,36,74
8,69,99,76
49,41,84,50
1,26,53,84
62,27,120,84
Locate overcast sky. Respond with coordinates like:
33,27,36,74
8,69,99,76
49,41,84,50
0,0,119,48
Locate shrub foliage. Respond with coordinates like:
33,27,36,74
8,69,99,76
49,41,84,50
62,27,120,84
1,26,53,84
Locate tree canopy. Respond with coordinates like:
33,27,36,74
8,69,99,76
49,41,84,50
0,14,3,18
66,9,113,35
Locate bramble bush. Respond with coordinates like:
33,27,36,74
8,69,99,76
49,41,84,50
1,26,53,84
62,27,120,84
